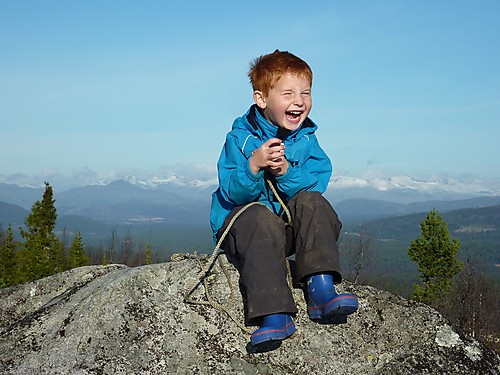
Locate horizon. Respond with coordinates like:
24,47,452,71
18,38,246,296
1,1,499,188
1,171,499,198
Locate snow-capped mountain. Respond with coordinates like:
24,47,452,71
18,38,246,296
3,171,499,197
330,175,498,195
1,174,499,226
121,175,218,190
88,174,499,198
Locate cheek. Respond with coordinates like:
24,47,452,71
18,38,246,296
268,101,286,115
276,105,289,117
279,100,292,112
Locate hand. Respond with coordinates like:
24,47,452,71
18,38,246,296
249,138,288,175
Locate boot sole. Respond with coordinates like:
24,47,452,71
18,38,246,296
250,321,296,346
308,295,359,320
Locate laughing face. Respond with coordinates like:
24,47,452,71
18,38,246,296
254,73,312,131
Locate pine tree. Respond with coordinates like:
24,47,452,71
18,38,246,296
0,226,18,288
144,241,153,265
19,182,64,281
68,231,88,269
408,209,462,305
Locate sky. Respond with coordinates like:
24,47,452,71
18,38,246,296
1,1,499,190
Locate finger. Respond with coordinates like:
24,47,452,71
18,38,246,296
269,145,285,155
270,157,284,166
271,150,282,160
266,137,282,146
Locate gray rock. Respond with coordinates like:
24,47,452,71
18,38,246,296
0,254,499,374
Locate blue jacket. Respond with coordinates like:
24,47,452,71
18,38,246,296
210,105,332,241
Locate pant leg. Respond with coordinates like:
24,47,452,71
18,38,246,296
217,204,297,324
286,191,343,283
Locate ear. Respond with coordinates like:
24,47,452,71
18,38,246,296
253,90,267,109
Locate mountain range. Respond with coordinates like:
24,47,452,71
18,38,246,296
1,174,499,220
1,174,499,252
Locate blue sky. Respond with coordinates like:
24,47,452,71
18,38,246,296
1,1,499,189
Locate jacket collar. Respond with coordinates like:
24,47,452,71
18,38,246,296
245,104,316,141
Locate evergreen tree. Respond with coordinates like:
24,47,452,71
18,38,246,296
68,231,88,269
19,182,64,282
144,241,153,265
0,226,18,288
408,209,462,305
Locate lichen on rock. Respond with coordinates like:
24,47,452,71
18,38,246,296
0,255,499,374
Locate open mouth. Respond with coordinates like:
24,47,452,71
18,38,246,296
286,111,303,121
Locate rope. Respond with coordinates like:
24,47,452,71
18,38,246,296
181,179,293,334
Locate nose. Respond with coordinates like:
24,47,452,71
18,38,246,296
293,93,304,106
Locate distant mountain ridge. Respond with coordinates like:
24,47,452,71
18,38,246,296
102,174,500,198
1,174,499,228
331,175,498,195
2,173,498,203
0,202,29,228
362,204,500,242
1,176,499,258
335,196,500,224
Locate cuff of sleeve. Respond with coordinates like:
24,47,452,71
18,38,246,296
245,159,264,181
275,164,296,184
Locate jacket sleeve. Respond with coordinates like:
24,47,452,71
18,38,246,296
217,133,266,206
275,135,332,201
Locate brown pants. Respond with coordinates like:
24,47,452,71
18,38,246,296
217,191,342,323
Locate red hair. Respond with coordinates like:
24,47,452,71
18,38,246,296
248,50,313,96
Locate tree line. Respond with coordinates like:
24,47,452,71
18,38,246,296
0,182,157,288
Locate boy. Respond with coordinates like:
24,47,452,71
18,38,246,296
210,50,358,346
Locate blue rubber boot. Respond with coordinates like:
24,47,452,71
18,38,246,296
250,313,296,346
306,274,358,320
